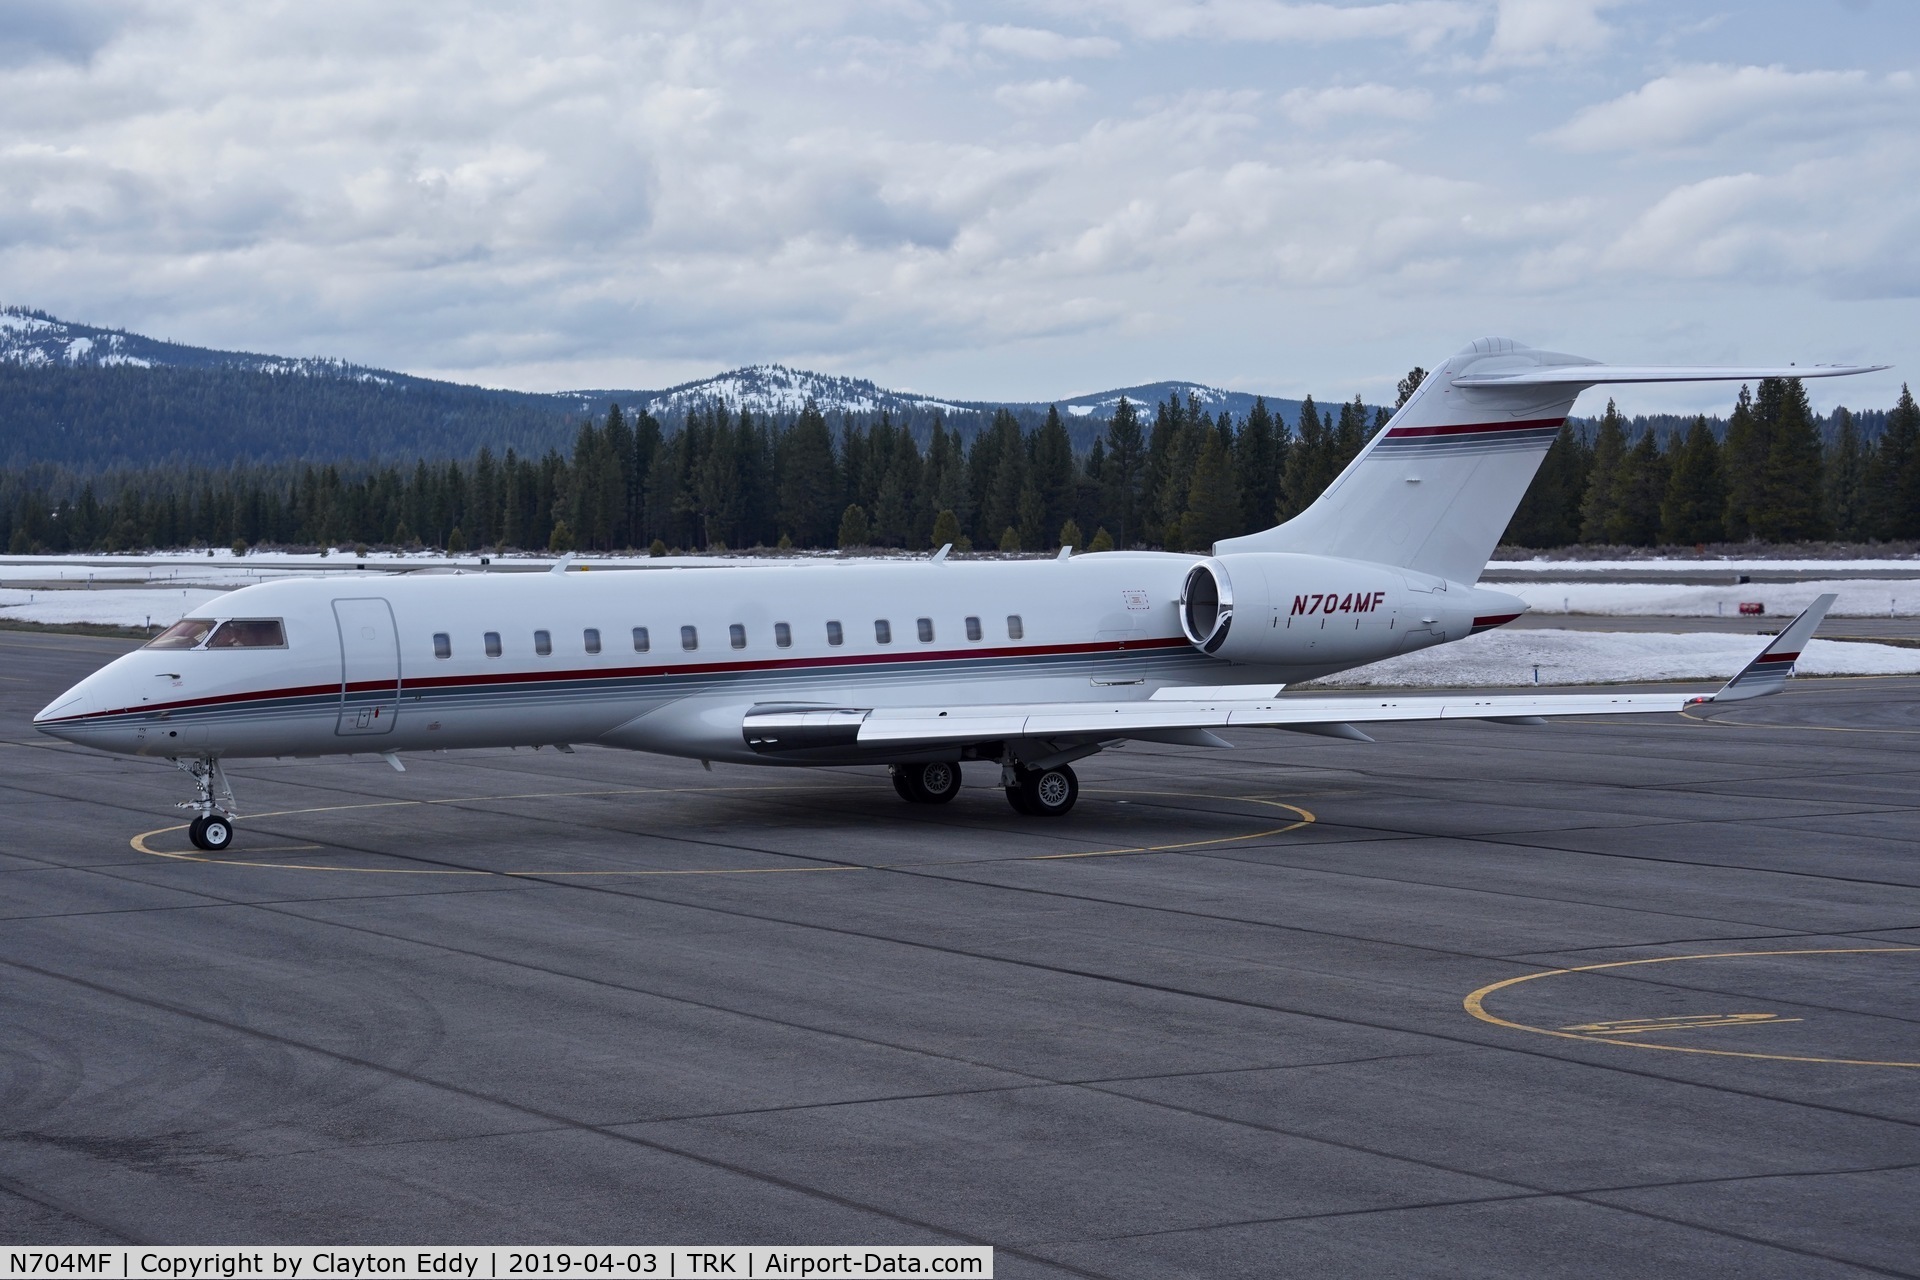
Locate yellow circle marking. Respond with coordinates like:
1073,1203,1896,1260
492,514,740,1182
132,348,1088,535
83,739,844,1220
1464,948,1920,1068
130,784,1313,878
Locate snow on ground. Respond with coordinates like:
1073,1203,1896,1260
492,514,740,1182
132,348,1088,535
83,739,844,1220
1313,629,1920,688
1499,579,1919,618
1488,557,1919,573
0,587,228,628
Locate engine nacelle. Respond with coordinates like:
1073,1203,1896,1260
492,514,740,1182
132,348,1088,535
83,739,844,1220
1178,553,1524,668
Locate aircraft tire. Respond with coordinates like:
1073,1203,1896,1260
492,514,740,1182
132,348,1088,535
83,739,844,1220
187,816,210,849
200,815,234,851
912,761,962,804
1009,764,1077,817
891,770,917,802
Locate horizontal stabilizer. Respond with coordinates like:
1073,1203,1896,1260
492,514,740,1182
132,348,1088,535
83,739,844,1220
1454,364,1886,388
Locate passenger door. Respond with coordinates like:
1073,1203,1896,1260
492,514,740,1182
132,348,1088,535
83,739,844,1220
333,598,400,737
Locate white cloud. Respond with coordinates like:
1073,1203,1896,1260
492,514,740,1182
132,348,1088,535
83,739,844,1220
993,77,1089,112
1482,0,1619,67
1039,1,1483,49
1277,83,1433,125
1546,64,1913,151
976,25,1119,59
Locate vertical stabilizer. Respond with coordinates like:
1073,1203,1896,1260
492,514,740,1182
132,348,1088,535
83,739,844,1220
1215,339,1585,583
1215,340,1885,584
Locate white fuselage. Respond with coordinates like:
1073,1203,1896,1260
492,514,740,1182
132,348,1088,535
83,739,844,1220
34,552,1523,765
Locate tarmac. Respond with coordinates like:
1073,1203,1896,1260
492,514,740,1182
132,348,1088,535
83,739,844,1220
3,627,1918,1277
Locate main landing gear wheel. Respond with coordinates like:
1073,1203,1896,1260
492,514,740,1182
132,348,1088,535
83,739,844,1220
892,761,964,804
1006,764,1078,817
188,813,234,851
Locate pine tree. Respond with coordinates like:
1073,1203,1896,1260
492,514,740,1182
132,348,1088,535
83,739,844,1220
1235,396,1280,532
1282,395,1332,518
1749,378,1828,542
931,508,961,550
1181,431,1243,552
1580,402,1627,544
1099,398,1145,547
1058,518,1084,550
1824,408,1869,541
1088,526,1114,553
1661,417,1725,545
1395,368,1427,411
1609,427,1668,546
1033,406,1075,541
837,503,871,549
777,399,840,547
1866,384,1919,539
1332,395,1369,473
1721,385,1762,540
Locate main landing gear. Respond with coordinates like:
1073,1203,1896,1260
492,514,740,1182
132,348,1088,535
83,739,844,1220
1004,763,1079,817
892,761,964,804
172,756,238,851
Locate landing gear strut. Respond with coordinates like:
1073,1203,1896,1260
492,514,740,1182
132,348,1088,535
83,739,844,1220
1004,763,1079,817
172,756,238,851
892,761,964,804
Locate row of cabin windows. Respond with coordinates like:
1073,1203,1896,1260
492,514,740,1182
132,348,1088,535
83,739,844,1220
429,615,1024,660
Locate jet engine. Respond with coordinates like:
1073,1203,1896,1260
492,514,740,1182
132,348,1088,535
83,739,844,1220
1178,552,1524,668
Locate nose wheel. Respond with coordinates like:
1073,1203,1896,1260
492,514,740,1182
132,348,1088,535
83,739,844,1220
188,813,234,851
172,755,239,851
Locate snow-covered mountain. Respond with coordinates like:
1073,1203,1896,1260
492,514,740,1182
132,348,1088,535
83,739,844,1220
2,305,1298,425
590,363,982,420
0,306,399,383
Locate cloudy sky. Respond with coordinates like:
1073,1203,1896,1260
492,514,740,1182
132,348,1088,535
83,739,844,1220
2,0,1914,413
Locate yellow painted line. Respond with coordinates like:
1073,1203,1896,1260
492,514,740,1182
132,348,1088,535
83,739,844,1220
1465,948,1920,1068
1558,1013,1800,1034
129,786,1314,879
1681,706,1920,735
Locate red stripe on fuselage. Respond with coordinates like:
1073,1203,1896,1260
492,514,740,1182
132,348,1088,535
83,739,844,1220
61,634,1197,724
1384,417,1564,439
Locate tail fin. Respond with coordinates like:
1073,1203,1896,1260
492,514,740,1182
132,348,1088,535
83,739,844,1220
1215,339,1886,583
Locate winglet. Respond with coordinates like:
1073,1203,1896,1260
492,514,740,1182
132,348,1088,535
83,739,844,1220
549,553,576,575
1702,593,1836,703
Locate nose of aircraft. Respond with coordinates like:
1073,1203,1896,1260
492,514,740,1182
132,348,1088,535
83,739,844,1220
34,683,95,738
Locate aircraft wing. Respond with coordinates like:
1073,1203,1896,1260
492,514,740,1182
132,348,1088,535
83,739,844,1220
742,597,1836,756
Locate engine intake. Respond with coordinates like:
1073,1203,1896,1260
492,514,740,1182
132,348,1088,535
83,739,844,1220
1179,560,1234,654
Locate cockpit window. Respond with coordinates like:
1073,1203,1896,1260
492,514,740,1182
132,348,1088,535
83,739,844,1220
206,619,288,649
146,618,217,650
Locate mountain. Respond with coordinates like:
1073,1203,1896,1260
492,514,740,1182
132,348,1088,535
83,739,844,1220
0,306,1313,471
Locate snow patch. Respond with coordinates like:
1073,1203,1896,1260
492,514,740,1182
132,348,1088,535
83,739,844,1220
1315,628,1920,687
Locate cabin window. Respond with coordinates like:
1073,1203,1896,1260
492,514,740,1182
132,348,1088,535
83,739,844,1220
1007,615,1024,640
827,620,843,646
730,623,746,650
775,622,792,648
432,633,451,660
874,619,892,644
484,631,502,658
681,625,698,651
206,619,287,649
534,629,552,656
916,617,934,643
146,618,216,650
965,616,982,642
632,626,650,653
583,628,601,655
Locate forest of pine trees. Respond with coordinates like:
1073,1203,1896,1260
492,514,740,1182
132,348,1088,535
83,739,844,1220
4,377,1916,557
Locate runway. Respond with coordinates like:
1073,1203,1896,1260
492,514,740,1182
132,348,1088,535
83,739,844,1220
3,629,1918,1277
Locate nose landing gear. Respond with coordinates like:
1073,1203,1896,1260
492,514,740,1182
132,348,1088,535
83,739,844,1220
172,756,238,851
